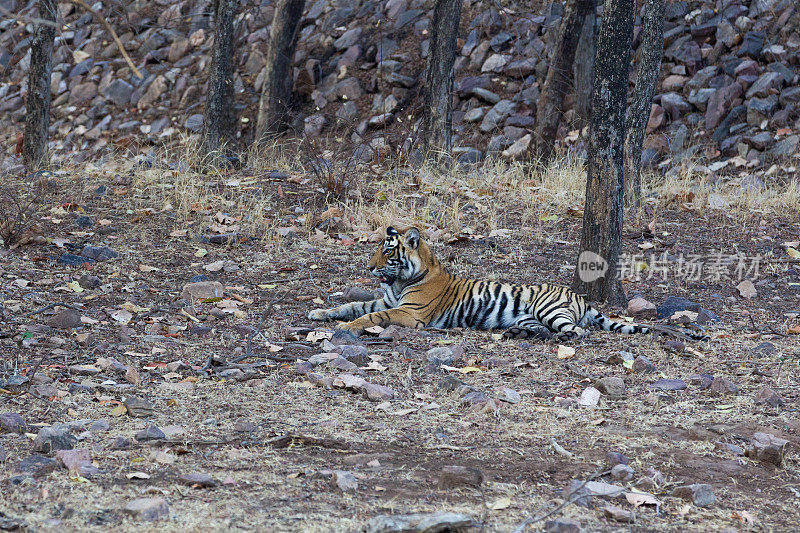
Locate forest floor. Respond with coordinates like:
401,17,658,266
1,153,799,532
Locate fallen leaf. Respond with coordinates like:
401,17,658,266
557,345,575,359
626,490,661,507
487,497,512,510
736,280,757,299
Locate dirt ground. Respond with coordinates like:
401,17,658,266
1,160,799,532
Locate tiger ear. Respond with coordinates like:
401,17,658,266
404,227,421,249
386,226,399,236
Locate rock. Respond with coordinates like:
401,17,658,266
181,281,224,301
135,425,165,442
69,82,97,103
660,92,691,120
738,31,765,58
362,513,473,533
336,101,359,122
754,386,784,408
663,339,686,353
604,504,633,522
102,79,134,106
746,71,783,99
481,53,510,73
330,77,362,101
544,519,581,533
55,448,96,476
17,455,57,477
606,451,630,467
672,484,716,507
58,252,94,266
81,245,118,261
496,387,521,404
649,378,687,391
579,386,601,407
0,412,26,434
627,296,656,318
632,356,656,373
342,287,374,302
334,28,361,50
46,309,82,329
90,420,110,432
123,498,170,521
426,347,455,366
33,427,77,454
185,114,203,131
709,377,739,395
470,87,500,104
745,432,789,466
705,83,743,130
610,464,635,482
504,58,537,78
480,100,515,132
124,397,155,418
769,135,799,156
363,383,395,401
438,465,484,489
304,114,326,137
501,134,531,159
657,297,701,319
328,470,358,492
463,107,486,123
178,472,217,487
594,377,625,397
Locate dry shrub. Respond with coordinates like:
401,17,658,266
0,174,54,249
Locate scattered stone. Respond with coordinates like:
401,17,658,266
649,378,687,391
606,451,630,467
438,465,484,489
594,377,626,397
663,339,686,353
657,296,701,319
342,287,374,302
178,472,217,488
363,383,396,402
496,387,521,404
123,498,170,521
17,455,57,477
181,281,224,301
604,504,633,522
426,347,456,366
124,397,155,418
0,412,26,434
58,252,94,266
579,387,601,407
632,356,656,373
81,245,118,261
33,427,77,453
135,425,165,442
610,464,635,482
672,484,716,507
709,377,739,395
363,513,473,533
745,432,789,466
544,519,581,533
331,470,358,492
627,296,657,318
754,386,784,408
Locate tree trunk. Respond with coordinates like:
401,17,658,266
418,0,462,159
624,0,665,207
256,0,306,139
573,2,597,130
572,0,634,305
202,0,238,162
22,0,56,170
533,0,593,162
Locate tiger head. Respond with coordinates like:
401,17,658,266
369,226,438,286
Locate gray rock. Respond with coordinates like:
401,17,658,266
705,83,742,130
102,79,135,106
470,87,500,104
745,71,783,98
673,484,716,507
745,432,788,466
439,465,484,489
504,58,537,78
33,427,77,453
363,513,473,533
17,455,58,477
124,397,155,418
81,245,117,262
657,296,700,319
660,92,691,120
481,53,510,73
649,378,687,391
463,107,486,123
181,281,224,301
426,347,455,366
632,356,657,373
331,77,363,100
747,95,778,124
0,412,26,434
334,28,361,50
178,472,217,487
769,135,799,156
480,99,516,132
595,377,625,397
754,386,784,408
46,309,82,329
185,114,204,131
135,425,166,442
335,101,359,122
123,498,170,521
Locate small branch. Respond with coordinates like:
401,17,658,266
550,437,575,458
67,0,142,79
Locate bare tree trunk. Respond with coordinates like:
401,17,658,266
22,0,56,170
533,0,593,162
256,0,306,139
418,0,462,159
572,0,634,305
573,2,596,130
624,0,665,207
202,0,238,163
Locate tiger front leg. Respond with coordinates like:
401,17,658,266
338,306,425,336
308,299,389,322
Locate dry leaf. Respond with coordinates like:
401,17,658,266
111,309,133,324
487,497,512,510
626,491,661,507
736,280,757,299
557,345,575,359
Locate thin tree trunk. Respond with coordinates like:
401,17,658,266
22,0,56,170
533,0,593,162
573,2,596,130
256,0,306,139
418,0,462,159
624,0,665,207
202,0,238,163
572,0,634,305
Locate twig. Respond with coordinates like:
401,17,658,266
550,437,574,458
512,469,605,533
66,0,143,79
228,291,288,365
25,352,48,391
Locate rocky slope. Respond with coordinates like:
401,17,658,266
0,0,798,171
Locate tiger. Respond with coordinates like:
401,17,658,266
308,226,709,342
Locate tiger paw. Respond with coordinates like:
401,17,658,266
308,309,330,321
335,322,364,336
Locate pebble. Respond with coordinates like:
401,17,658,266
672,484,716,507
438,465,484,489
123,498,170,521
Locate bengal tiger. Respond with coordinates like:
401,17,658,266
308,226,709,341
